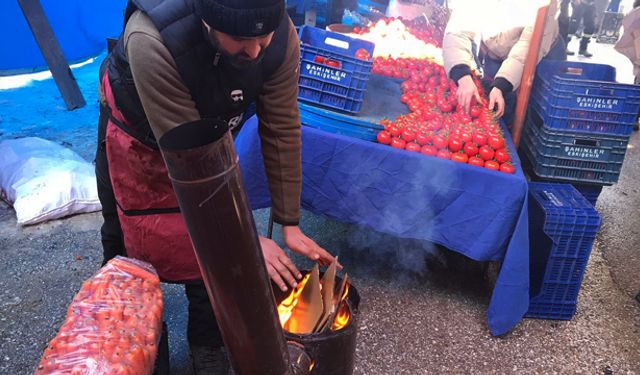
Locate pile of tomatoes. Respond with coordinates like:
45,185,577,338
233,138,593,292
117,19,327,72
371,56,515,174
36,257,163,375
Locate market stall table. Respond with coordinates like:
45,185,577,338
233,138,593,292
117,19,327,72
236,113,530,337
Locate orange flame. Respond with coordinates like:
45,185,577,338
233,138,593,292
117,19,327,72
331,302,351,331
331,282,351,331
277,274,311,328
309,361,315,371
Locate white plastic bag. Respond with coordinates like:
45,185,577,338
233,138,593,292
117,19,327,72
0,137,101,225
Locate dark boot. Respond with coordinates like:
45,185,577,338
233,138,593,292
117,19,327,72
565,36,575,55
579,37,593,58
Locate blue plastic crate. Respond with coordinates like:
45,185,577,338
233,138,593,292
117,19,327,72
299,102,383,141
526,301,577,320
527,108,630,164
521,114,628,185
531,60,640,136
574,184,603,207
534,60,640,112
526,183,601,320
530,92,638,136
297,26,375,114
523,168,606,207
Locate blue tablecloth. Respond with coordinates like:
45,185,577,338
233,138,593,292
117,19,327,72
236,116,530,336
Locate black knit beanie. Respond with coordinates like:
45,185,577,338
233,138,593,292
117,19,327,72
195,0,284,37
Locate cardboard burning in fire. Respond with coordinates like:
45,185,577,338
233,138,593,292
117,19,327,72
277,259,351,334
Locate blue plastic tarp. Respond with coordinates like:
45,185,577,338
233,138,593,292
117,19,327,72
0,0,126,74
237,115,530,336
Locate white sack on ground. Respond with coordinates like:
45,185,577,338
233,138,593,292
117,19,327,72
0,137,101,225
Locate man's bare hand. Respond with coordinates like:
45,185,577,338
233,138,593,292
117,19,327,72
282,226,340,267
456,75,482,115
260,236,301,292
489,87,505,119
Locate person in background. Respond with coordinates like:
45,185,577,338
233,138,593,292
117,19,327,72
614,0,640,130
566,0,598,57
443,0,566,126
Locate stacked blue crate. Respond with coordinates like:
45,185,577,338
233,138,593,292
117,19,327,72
522,60,640,206
526,183,601,320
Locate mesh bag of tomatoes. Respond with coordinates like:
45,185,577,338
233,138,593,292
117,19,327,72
35,256,163,375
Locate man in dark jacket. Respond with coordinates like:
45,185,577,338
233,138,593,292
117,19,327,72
96,0,336,373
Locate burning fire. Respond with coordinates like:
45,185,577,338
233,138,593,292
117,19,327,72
277,273,311,328
331,283,351,331
277,272,352,333
351,19,443,63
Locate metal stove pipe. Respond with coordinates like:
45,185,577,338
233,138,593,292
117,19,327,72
158,119,305,375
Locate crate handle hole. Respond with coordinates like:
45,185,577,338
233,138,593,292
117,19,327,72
585,88,615,96
574,139,599,147
324,37,349,50
562,67,583,76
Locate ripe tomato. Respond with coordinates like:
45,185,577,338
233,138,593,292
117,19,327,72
325,60,341,68
314,56,326,64
401,128,416,142
415,132,431,146
500,163,516,174
391,137,406,149
464,143,479,157
484,160,500,170
488,135,505,150
468,156,485,167
448,137,464,152
479,145,495,161
460,132,472,143
355,48,371,61
388,125,401,137
421,145,437,156
472,131,488,146
406,142,421,152
436,149,452,159
470,106,481,118
377,131,391,145
432,134,448,149
494,148,511,163
451,153,469,163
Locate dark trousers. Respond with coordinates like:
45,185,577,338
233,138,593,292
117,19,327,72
571,2,597,37
95,102,223,349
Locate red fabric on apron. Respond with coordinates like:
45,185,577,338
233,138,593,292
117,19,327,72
101,71,201,282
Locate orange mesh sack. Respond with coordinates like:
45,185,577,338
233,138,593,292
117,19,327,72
35,256,163,375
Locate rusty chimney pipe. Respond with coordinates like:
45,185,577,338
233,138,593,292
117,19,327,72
158,119,306,375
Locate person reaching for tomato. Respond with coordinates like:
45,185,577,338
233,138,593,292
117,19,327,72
442,0,567,126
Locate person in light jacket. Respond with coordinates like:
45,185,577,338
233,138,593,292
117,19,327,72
443,0,566,125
